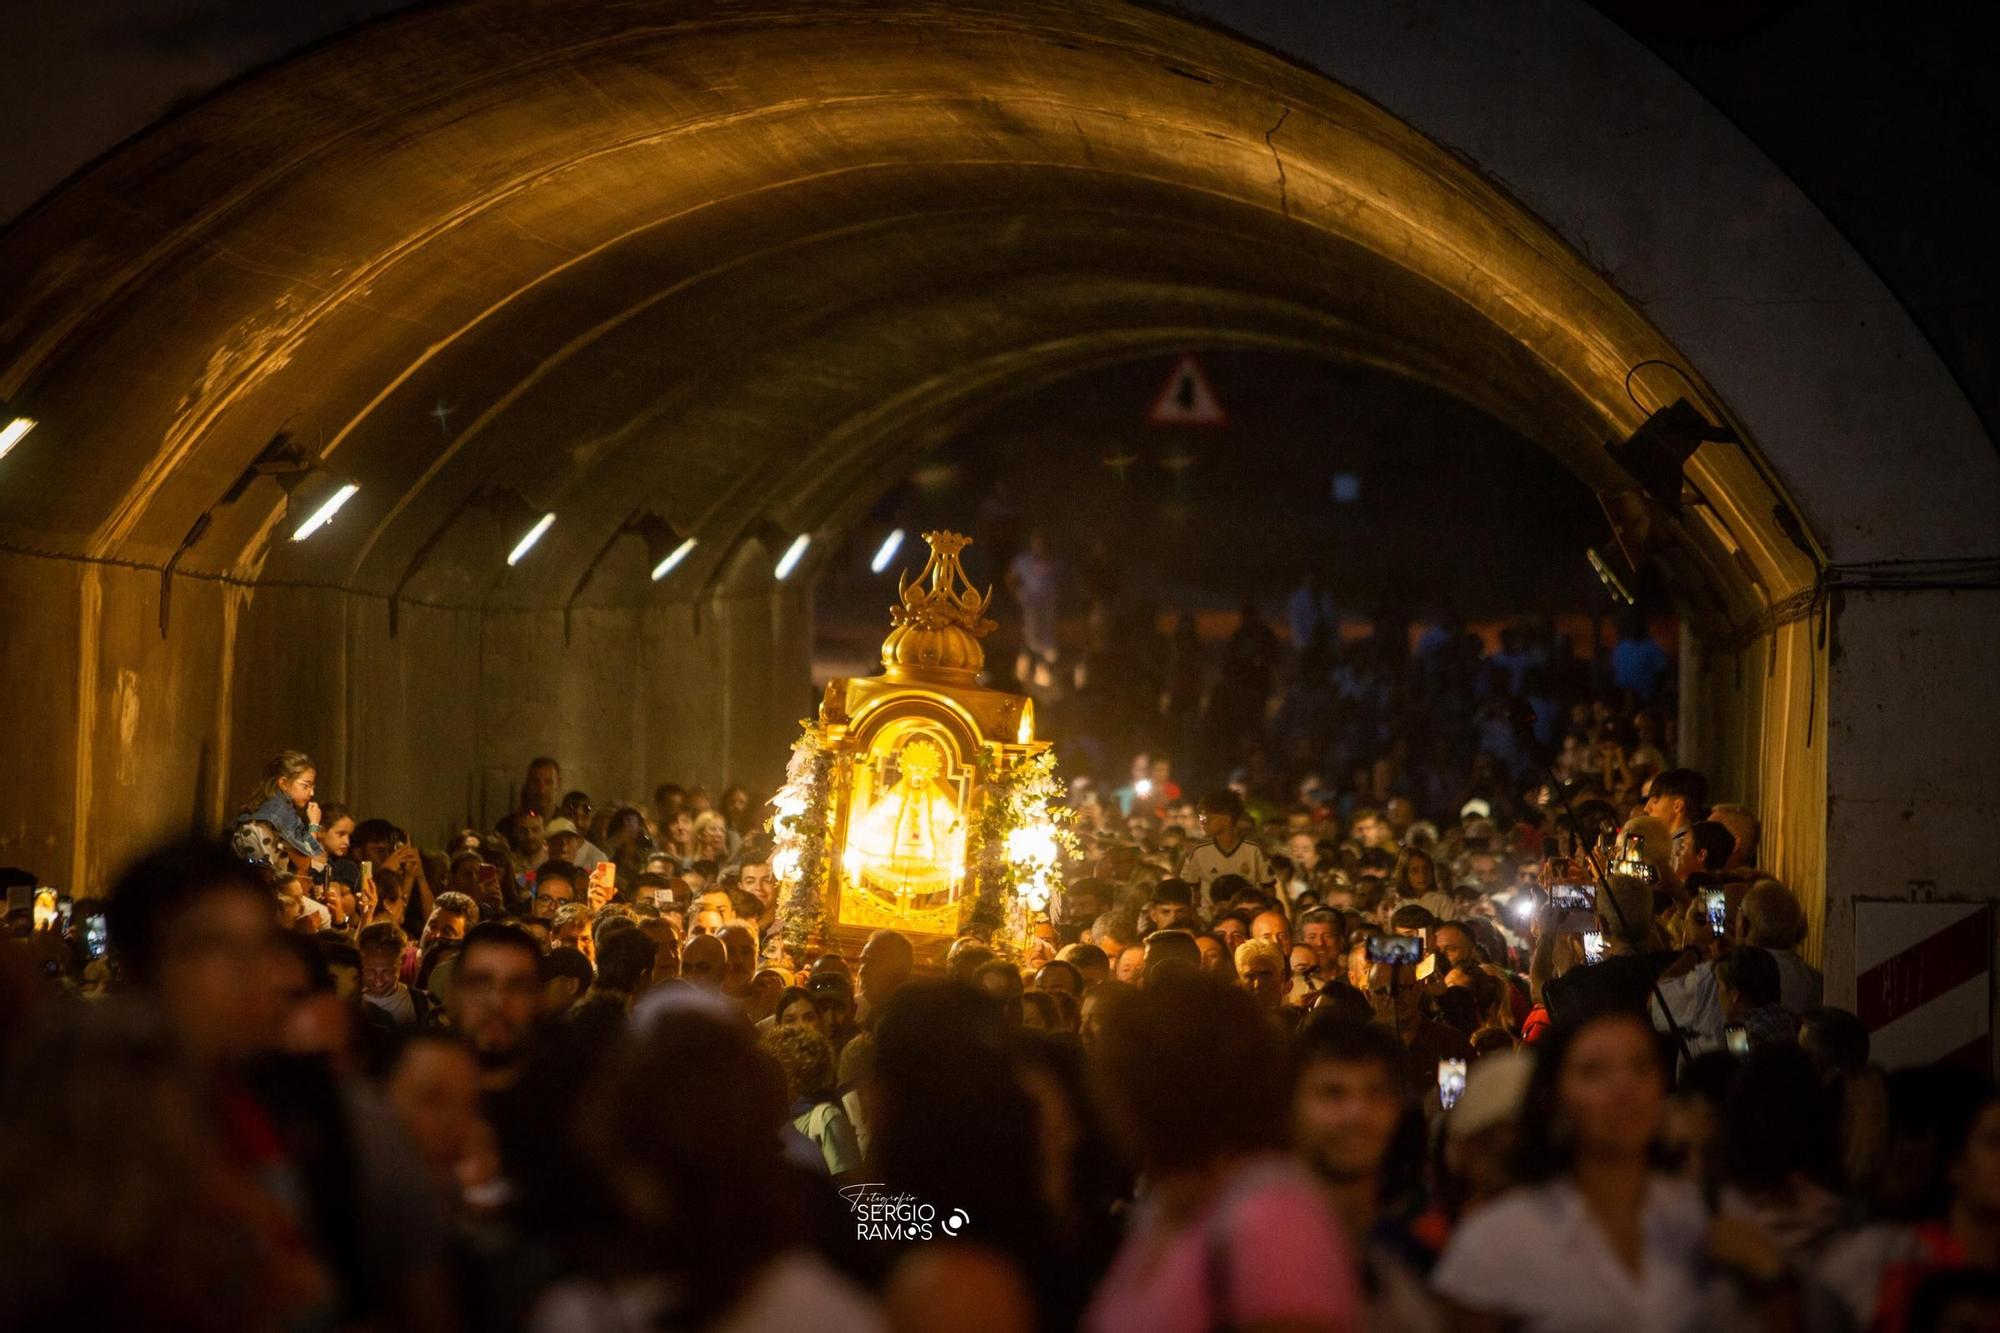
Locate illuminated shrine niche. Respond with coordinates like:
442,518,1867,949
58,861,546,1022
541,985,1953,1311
772,530,1061,960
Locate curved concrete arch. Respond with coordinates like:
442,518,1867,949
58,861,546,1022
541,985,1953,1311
0,1,1991,1024
0,0,1801,586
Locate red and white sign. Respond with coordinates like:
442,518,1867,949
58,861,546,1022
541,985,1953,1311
1853,900,1992,1073
1149,354,1227,426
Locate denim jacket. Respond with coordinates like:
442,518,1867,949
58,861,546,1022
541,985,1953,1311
236,791,323,860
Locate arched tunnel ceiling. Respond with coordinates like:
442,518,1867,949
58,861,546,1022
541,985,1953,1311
0,0,1812,628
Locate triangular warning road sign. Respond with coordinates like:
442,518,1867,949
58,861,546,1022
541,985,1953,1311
1148,354,1227,426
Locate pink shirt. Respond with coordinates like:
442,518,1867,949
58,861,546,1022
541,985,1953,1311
1086,1157,1360,1333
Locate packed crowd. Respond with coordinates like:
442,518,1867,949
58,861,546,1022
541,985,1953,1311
3,610,1997,1333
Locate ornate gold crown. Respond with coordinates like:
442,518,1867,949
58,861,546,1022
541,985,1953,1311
880,530,995,682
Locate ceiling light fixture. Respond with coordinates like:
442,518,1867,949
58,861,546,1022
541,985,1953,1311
774,533,811,581
559,510,697,643
0,415,34,461
290,482,361,541
506,511,557,566
870,528,906,574
653,537,697,581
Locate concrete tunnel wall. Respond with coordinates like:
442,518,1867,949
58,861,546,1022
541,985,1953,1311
0,1,1995,1043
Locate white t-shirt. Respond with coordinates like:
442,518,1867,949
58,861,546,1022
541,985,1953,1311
363,983,418,1027
1179,838,1272,909
1431,1178,1715,1333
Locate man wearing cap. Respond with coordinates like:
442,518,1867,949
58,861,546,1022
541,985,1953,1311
541,816,606,874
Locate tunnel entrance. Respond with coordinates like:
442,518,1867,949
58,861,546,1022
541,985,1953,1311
0,0,1841,965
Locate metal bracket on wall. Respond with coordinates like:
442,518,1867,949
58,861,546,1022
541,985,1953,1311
159,512,210,637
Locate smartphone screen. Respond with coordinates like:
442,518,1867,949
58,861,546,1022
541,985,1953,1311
1438,1058,1468,1110
1725,1024,1750,1057
1549,883,1596,933
1365,934,1423,966
82,912,109,960
57,895,74,932
1582,931,1605,964
32,887,58,932
1704,888,1727,935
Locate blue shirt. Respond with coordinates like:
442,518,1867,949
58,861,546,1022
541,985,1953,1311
236,791,323,860
1612,636,1671,701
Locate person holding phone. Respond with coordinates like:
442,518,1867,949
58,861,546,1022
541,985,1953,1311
1534,865,1677,1034
1368,953,1473,1096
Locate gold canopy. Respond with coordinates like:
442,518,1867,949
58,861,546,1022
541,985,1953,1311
811,529,1046,951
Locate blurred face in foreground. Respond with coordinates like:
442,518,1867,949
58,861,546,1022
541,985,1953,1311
387,1039,482,1195
450,941,541,1080
1560,1014,1664,1159
1294,1056,1401,1182
156,888,285,1063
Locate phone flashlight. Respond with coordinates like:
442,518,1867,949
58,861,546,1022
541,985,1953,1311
1438,1058,1468,1110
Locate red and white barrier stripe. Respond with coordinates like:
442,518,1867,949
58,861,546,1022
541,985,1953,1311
1853,901,1992,1073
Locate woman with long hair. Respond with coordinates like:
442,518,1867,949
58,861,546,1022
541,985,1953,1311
533,1002,881,1332
1431,1009,1787,1330
233,750,324,868
719,784,756,836
1390,847,1439,903
867,981,1051,1333
693,810,737,864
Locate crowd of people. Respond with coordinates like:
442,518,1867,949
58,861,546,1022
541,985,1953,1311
3,599,1998,1333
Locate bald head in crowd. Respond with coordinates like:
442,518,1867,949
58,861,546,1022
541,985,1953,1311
1709,803,1759,869
679,933,727,990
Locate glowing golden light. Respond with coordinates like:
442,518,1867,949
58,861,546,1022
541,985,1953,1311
845,738,967,903
794,530,1055,951
1004,816,1062,912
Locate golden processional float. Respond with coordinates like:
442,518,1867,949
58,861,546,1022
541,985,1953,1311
768,530,1075,965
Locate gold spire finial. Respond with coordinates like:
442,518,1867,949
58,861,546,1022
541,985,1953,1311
880,530,994,681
